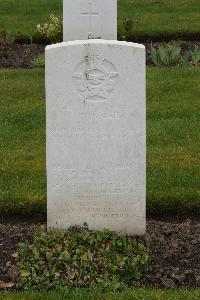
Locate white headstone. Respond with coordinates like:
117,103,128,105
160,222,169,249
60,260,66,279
46,40,146,235
63,0,117,41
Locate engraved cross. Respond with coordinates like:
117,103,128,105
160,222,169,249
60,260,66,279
81,1,99,38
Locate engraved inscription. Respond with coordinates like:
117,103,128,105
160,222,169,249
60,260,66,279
80,1,100,39
72,53,119,102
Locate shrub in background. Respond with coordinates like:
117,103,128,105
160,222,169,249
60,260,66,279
17,227,149,291
37,14,63,44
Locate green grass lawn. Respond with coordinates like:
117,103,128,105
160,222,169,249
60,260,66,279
0,67,199,218
147,67,200,215
0,0,200,41
0,69,46,217
1,289,200,300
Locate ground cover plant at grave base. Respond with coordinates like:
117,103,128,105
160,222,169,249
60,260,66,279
149,43,200,67
189,45,200,66
31,53,45,68
16,227,149,291
0,68,199,218
0,1,200,43
1,289,200,300
1,220,199,289
150,43,182,67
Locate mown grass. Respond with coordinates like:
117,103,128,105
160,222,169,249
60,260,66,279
0,69,46,217
118,0,200,40
147,67,200,215
1,289,200,300
0,67,199,218
0,0,200,41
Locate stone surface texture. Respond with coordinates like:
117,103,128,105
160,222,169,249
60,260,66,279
63,0,117,41
46,40,146,234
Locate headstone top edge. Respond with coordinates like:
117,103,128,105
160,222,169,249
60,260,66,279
45,40,145,51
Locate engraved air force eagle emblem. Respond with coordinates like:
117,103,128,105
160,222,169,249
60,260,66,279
72,53,119,102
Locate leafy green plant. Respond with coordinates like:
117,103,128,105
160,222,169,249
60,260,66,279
190,46,200,66
37,14,63,43
150,43,182,67
181,52,190,67
32,54,45,68
17,226,149,291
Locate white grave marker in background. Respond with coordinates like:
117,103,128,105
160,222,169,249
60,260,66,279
46,40,146,234
63,0,117,41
